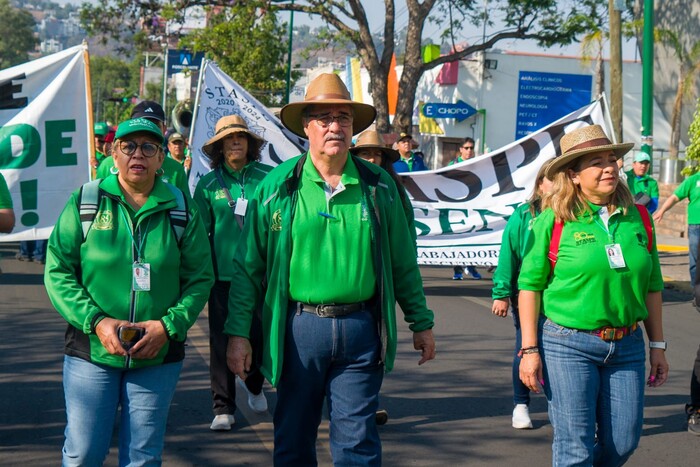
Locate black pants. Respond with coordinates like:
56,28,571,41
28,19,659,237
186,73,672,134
692,242,700,407
208,280,264,415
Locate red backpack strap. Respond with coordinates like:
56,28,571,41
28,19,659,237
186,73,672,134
634,204,653,253
548,220,564,272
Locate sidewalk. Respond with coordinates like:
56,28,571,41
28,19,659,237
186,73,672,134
656,234,693,293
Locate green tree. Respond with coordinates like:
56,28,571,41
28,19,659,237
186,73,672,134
0,0,38,69
682,98,700,176
180,3,298,107
89,55,137,124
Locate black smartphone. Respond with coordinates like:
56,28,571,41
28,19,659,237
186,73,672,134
118,325,145,351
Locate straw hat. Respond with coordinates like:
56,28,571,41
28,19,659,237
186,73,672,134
350,130,400,163
201,115,265,158
280,73,376,138
546,124,634,178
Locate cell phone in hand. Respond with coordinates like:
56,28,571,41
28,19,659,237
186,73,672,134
118,325,145,351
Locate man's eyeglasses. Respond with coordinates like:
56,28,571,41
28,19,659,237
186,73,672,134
118,141,161,158
461,145,475,150
308,114,353,128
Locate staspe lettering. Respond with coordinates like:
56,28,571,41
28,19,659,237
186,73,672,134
0,73,28,110
205,86,238,99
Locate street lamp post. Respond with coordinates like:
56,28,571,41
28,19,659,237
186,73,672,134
641,0,654,160
285,0,295,105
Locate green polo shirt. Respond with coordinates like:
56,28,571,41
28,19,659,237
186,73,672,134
448,156,465,166
518,204,663,330
0,173,12,209
625,170,659,198
674,172,700,224
289,156,376,304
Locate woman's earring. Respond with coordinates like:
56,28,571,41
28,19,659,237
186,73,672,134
109,166,119,175
155,168,164,176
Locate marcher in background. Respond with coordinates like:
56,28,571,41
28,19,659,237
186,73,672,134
167,132,192,177
626,151,659,213
0,172,15,234
393,132,427,173
449,137,477,165
90,121,110,180
653,169,700,284
518,125,668,466
689,241,700,436
491,160,553,429
104,127,115,159
16,240,47,263
225,73,436,466
194,115,272,431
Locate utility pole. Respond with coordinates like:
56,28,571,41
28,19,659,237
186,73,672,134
641,0,654,160
609,0,623,142
284,0,295,105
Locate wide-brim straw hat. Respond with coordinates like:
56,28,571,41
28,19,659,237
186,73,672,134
280,73,377,138
546,124,634,179
349,130,400,163
201,115,265,158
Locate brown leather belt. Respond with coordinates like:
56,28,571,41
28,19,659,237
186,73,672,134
585,323,638,342
295,300,371,318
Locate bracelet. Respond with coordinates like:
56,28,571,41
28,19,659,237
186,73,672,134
517,346,539,357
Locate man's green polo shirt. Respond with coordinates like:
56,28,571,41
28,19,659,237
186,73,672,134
0,173,12,209
518,204,663,330
674,172,700,224
289,155,376,304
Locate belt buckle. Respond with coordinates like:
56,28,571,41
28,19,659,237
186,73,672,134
601,327,615,341
315,305,326,317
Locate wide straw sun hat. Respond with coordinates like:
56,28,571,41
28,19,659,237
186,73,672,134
201,115,265,158
350,130,400,163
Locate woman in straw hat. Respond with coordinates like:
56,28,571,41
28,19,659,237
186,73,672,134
193,114,273,431
491,159,554,430
517,124,668,465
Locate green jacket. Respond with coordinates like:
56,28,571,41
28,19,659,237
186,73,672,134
193,161,273,281
97,156,191,200
492,203,535,300
224,153,434,386
44,176,214,369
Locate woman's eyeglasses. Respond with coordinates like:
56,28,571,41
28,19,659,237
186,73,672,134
118,141,161,158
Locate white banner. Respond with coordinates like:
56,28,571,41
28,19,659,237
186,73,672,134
412,99,606,266
0,45,91,241
188,60,307,194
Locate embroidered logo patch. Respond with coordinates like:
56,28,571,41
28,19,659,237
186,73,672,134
93,210,113,230
214,189,227,200
271,209,282,231
573,231,596,246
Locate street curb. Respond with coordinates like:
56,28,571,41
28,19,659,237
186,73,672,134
657,244,688,253
663,278,693,294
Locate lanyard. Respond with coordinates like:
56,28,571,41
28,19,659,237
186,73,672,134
592,208,619,242
118,205,151,261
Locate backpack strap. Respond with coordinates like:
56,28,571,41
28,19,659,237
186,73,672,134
634,204,653,253
79,179,102,240
163,183,189,244
547,219,564,272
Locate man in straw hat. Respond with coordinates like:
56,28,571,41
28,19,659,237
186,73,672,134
225,73,436,465
194,115,273,431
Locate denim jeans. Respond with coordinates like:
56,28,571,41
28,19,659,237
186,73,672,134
688,224,700,285
62,355,183,467
541,319,645,467
512,306,531,405
19,239,47,261
273,303,384,467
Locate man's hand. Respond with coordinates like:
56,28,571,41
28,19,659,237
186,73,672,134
413,329,436,365
492,298,509,317
227,336,252,379
95,317,129,357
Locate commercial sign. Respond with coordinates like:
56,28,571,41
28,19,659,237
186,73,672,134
422,100,477,122
515,71,592,139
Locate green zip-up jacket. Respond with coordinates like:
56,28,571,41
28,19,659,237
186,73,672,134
492,202,536,300
193,161,273,281
224,153,434,387
44,176,214,369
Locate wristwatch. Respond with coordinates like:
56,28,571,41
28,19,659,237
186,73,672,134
649,341,667,350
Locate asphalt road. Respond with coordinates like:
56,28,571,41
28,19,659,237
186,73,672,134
1,241,699,466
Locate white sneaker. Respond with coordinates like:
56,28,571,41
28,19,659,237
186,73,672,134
237,376,268,413
210,414,235,431
512,404,533,429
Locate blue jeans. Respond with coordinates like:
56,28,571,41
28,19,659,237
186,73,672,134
688,224,700,285
541,319,645,467
62,355,183,467
512,306,531,405
273,304,384,466
19,239,47,260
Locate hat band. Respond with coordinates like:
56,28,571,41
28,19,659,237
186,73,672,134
565,137,613,154
215,123,249,135
306,92,351,102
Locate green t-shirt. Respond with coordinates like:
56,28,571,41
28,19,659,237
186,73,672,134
674,172,700,224
518,204,663,330
289,156,376,304
0,173,12,209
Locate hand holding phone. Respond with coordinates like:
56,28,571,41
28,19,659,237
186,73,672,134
118,325,145,351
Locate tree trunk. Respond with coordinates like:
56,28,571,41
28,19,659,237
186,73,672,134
669,73,684,159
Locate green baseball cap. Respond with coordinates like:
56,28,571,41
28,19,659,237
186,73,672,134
94,122,109,137
114,118,163,143
633,151,651,163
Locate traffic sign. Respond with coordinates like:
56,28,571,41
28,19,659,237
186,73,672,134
422,100,477,122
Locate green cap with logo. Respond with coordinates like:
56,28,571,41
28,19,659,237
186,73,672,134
114,118,163,143
633,151,651,163
94,121,109,136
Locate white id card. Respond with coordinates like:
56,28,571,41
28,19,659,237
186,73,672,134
234,198,248,216
132,262,151,291
605,244,626,269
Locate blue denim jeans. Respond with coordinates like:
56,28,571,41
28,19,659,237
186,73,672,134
273,304,384,467
688,224,700,285
541,319,645,467
512,306,531,405
62,355,183,467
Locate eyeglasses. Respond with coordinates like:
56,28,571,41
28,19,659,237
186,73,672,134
308,114,353,128
461,146,475,150
118,141,161,158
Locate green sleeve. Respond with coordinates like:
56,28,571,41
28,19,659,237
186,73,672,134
170,163,192,201
650,179,659,199
492,204,528,299
518,209,555,292
96,157,114,179
0,173,12,209
159,205,215,341
193,178,213,237
400,189,417,248
674,175,694,200
44,191,106,334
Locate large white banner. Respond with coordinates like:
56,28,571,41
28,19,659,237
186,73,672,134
412,99,606,266
188,60,307,194
0,45,91,241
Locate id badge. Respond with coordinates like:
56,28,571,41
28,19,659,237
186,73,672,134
132,262,151,291
605,244,626,269
234,198,248,216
